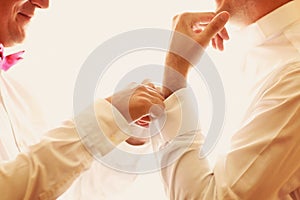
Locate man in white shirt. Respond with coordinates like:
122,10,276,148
0,0,167,199
158,0,300,199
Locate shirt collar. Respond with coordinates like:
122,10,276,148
240,0,300,47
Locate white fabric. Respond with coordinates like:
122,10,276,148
0,72,46,160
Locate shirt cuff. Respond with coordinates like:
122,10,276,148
74,99,130,158
158,87,200,142
150,87,204,168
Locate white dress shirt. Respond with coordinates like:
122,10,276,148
159,1,300,199
0,72,47,160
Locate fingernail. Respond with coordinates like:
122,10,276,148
220,11,230,22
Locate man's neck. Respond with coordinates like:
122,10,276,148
255,0,292,22
243,0,293,26
231,0,295,27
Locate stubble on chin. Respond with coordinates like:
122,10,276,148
215,1,243,26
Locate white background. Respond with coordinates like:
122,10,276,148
7,0,230,199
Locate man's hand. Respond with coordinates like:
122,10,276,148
163,11,230,97
106,80,165,146
171,12,230,50
106,80,165,123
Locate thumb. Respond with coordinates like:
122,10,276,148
200,11,230,46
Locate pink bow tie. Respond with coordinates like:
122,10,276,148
0,43,24,71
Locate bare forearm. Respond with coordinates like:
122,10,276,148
162,12,229,98
162,52,191,98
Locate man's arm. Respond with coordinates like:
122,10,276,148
0,82,164,200
162,12,230,98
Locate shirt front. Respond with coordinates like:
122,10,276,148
0,72,46,160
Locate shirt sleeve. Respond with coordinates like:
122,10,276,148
58,141,150,200
160,64,300,200
0,98,130,200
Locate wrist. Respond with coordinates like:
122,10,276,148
163,53,190,97
165,52,191,78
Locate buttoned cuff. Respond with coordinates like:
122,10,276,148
74,99,130,158
159,87,200,142
149,87,203,169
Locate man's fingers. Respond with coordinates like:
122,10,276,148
212,38,217,49
131,85,165,110
142,79,154,87
219,27,229,40
141,79,161,94
189,12,215,24
215,34,224,51
200,11,230,45
143,91,165,105
194,22,229,42
141,88,165,110
139,81,164,100
126,137,147,146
